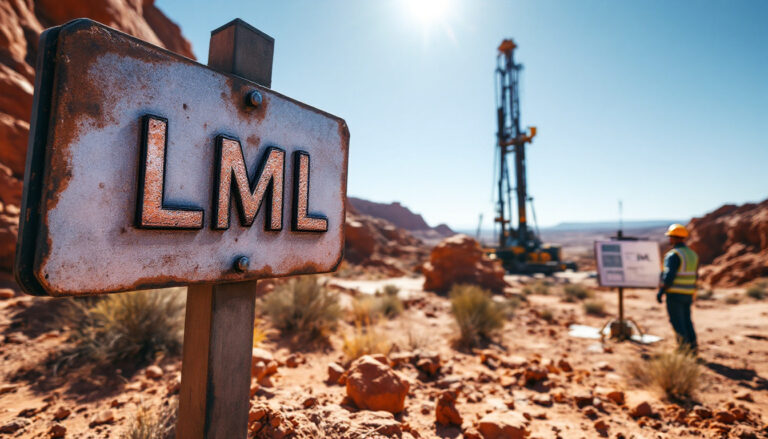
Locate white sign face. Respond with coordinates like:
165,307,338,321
594,240,661,288
16,20,349,296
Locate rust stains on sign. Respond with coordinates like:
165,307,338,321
213,137,284,230
292,151,328,232
137,116,204,229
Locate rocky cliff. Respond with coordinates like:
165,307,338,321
687,198,768,287
0,0,194,281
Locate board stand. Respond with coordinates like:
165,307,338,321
600,229,645,342
176,19,274,439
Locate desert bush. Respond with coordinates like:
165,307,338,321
61,288,185,365
263,276,340,340
122,401,176,439
539,307,554,322
523,279,551,295
725,294,741,305
562,283,593,302
626,348,699,400
374,284,403,318
697,289,715,300
746,281,767,300
342,324,392,361
583,299,606,316
350,295,380,325
450,284,506,347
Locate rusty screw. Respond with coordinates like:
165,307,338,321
234,256,250,272
247,90,263,107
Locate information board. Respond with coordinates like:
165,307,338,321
594,240,661,288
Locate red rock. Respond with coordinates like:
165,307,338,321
49,423,66,438
594,419,609,435
477,412,528,439
346,355,409,414
523,367,548,385
327,362,345,384
435,390,462,426
0,418,30,434
0,0,195,274
605,390,625,405
422,235,509,294
734,390,754,402
145,365,163,379
532,393,552,407
687,199,768,286
573,391,593,408
630,401,653,418
715,410,736,424
90,410,114,426
53,406,71,421
416,352,441,376
0,288,14,299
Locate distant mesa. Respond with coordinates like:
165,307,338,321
348,197,454,237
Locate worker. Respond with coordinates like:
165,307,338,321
657,224,699,353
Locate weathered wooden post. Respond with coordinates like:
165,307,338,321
176,20,274,438
15,17,349,439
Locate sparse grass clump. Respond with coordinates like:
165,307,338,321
583,299,606,316
263,276,340,340
450,284,506,347
62,288,185,365
350,296,379,325
539,307,554,322
725,294,741,305
374,284,403,318
563,283,593,302
523,279,551,295
697,289,715,300
122,402,176,439
342,324,392,361
746,281,767,300
626,348,699,401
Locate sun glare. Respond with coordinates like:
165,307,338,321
406,0,452,26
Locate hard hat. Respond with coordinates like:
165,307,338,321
665,223,689,238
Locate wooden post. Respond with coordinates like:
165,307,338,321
177,19,274,439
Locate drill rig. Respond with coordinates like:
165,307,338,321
490,39,576,274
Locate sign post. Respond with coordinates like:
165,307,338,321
15,18,349,439
594,234,661,341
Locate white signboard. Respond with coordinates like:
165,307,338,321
594,240,661,288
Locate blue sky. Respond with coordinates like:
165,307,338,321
157,0,768,229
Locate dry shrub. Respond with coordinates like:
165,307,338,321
374,284,403,318
342,323,392,361
746,281,767,300
523,279,552,295
253,318,268,346
697,289,715,300
263,276,340,340
539,307,554,322
583,299,606,316
563,283,593,302
626,348,699,400
61,288,185,366
450,284,506,347
350,296,379,325
725,294,741,305
122,401,176,439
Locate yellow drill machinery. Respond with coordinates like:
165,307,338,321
489,39,576,274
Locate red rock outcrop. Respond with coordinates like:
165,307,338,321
343,201,429,275
345,355,409,414
687,199,768,286
0,0,194,279
348,196,454,237
422,234,508,294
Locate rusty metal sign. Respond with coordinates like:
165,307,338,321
15,19,349,296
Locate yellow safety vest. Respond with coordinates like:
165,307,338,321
666,246,699,294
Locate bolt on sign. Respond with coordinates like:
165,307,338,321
15,19,349,297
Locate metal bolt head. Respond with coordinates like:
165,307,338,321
234,256,249,272
247,90,263,107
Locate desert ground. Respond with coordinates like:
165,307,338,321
1,268,766,438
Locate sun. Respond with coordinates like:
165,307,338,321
405,0,452,26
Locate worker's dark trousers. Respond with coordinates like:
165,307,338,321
666,293,697,352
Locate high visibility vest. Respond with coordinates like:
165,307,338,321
666,245,699,294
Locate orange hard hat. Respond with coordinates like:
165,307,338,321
665,223,689,238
